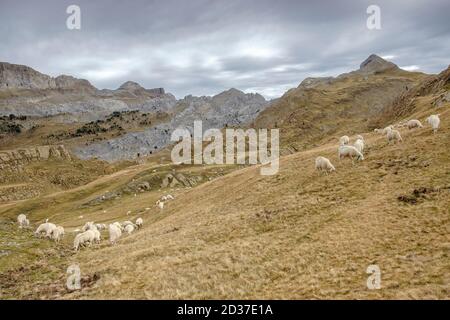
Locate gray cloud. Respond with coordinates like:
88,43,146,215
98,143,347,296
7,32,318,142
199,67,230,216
0,0,449,99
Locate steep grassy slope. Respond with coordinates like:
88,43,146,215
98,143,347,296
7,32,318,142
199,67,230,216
0,99,448,299
254,68,425,153
0,61,448,299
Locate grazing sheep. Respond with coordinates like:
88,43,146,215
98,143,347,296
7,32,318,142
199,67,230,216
166,194,174,200
407,119,423,129
161,195,168,201
51,226,65,242
157,201,164,210
386,128,403,143
92,229,101,244
375,125,393,134
339,135,350,146
124,224,135,235
112,221,123,231
122,221,134,227
82,221,97,232
426,114,440,133
135,218,143,229
383,125,394,134
338,145,364,162
17,214,30,228
35,222,57,238
95,223,107,231
315,156,335,174
353,138,365,153
126,211,131,216
109,224,122,244
74,230,96,251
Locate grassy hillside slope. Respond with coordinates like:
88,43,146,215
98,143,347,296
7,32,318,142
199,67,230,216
0,65,448,300
1,104,448,299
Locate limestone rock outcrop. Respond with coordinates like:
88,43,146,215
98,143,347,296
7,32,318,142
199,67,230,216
0,145,71,172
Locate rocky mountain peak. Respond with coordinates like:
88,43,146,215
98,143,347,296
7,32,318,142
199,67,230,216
0,62,97,92
0,61,55,90
117,81,165,96
118,81,145,91
54,75,96,92
359,54,398,73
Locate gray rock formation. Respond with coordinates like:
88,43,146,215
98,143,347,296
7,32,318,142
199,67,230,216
0,62,270,162
0,145,71,173
359,54,398,74
74,88,269,162
0,62,175,120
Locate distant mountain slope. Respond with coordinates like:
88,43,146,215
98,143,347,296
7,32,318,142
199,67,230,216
253,55,426,153
0,62,176,119
74,88,268,162
0,62,269,162
375,65,450,125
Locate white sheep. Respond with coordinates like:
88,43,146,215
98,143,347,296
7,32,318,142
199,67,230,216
338,145,364,162
315,156,335,174
166,194,174,200
92,229,101,244
122,221,134,227
126,210,132,216
375,125,393,134
426,114,440,133
407,119,423,129
109,224,122,244
124,224,135,235
35,222,57,238
82,221,97,232
112,221,123,231
135,218,143,229
95,223,107,231
383,125,394,134
17,214,30,228
353,138,365,153
339,135,350,146
386,127,403,143
51,226,65,242
157,201,164,210
74,230,96,251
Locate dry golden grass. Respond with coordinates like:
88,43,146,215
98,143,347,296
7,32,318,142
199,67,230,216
1,73,449,299
1,100,448,299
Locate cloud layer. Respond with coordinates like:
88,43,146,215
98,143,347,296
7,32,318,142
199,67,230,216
1,0,449,98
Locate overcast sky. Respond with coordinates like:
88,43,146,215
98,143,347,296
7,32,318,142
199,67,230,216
0,0,449,99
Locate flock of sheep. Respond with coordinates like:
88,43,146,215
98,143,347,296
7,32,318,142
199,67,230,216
315,114,441,174
15,193,176,252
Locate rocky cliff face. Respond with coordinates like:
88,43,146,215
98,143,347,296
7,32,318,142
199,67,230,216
0,62,272,162
0,145,71,172
0,62,55,90
0,62,175,120
74,88,268,161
